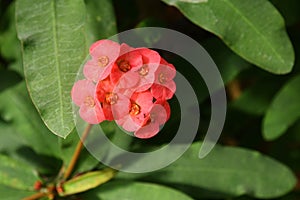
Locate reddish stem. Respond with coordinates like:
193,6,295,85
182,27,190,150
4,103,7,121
63,124,93,180
22,124,93,200
22,192,48,200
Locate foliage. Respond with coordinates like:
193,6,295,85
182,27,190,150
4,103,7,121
0,0,300,199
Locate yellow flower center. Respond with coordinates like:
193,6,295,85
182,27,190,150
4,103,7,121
158,73,166,84
138,66,149,76
98,56,109,67
105,92,118,105
84,96,95,107
129,103,141,116
118,60,131,72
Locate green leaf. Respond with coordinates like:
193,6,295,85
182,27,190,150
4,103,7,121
0,2,21,62
15,0,87,138
202,38,250,84
0,184,35,200
161,0,294,74
0,122,23,152
58,168,116,196
0,154,39,191
59,129,99,175
118,142,296,199
85,0,117,45
11,147,62,176
231,73,286,115
81,181,194,200
263,75,300,140
0,82,60,158
100,120,134,151
0,69,22,92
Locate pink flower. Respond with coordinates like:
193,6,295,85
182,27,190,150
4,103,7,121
133,48,161,92
83,40,121,82
96,77,130,121
151,58,176,100
72,41,176,139
110,48,161,92
116,91,153,132
110,49,143,86
134,101,170,139
71,79,104,124
119,43,135,55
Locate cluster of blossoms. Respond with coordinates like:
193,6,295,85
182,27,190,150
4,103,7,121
71,40,176,138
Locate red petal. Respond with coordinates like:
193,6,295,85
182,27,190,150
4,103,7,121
160,58,175,70
111,94,131,120
71,80,95,106
79,102,104,124
85,40,120,82
154,100,171,122
154,63,176,84
102,103,114,121
151,81,176,100
90,39,120,59
119,43,135,56
114,70,140,92
134,122,160,139
133,91,153,113
110,51,143,85
95,77,115,103
117,115,141,132
83,60,104,82
137,48,161,65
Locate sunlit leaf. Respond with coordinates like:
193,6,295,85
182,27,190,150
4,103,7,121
0,154,39,191
16,0,87,138
0,184,35,200
58,168,116,196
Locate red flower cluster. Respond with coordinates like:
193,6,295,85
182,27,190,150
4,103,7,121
71,40,176,138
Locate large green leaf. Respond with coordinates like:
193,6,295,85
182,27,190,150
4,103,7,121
0,82,60,157
0,185,35,200
81,181,194,200
202,38,250,84
161,0,294,74
263,75,300,140
118,142,296,198
0,154,39,191
15,0,87,138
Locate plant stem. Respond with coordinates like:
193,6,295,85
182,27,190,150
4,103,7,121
63,124,93,180
22,192,48,200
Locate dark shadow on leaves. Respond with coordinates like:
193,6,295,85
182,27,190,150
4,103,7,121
16,146,62,176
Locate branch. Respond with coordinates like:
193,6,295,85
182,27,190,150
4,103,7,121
22,192,48,200
63,124,93,180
